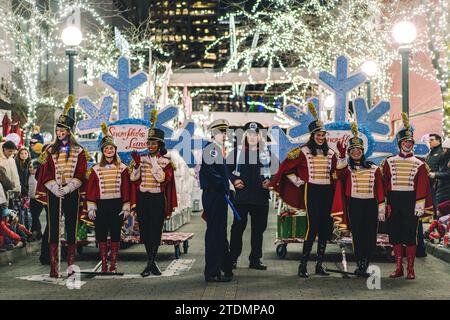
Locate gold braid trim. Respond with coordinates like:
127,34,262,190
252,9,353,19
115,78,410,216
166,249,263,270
128,160,136,174
38,151,49,165
83,148,92,162
85,168,92,180
170,160,177,171
287,147,301,160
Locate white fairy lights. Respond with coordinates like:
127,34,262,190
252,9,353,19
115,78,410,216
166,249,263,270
208,0,449,135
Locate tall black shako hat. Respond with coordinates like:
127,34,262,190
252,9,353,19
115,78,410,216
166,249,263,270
348,122,364,151
396,112,414,143
56,95,76,131
307,102,326,134
147,109,165,146
100,122,116,150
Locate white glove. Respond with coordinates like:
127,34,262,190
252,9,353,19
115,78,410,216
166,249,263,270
61,185,71,195
120,210,130,219
415,201,425,217
287,174,304,188
378,204,386,222
429,172,436,179
88,210,96,220
415,209,424,217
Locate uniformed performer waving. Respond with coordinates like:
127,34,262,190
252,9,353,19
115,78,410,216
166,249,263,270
36,96,89,278
228,121,273,270
130,111,177,277
269,103,338,278
382,113,433,280
200,119,234,282
332,122,385,277
86,123,131,273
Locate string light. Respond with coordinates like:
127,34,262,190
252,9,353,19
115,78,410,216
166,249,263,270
208,0,449,135
0,0,169,141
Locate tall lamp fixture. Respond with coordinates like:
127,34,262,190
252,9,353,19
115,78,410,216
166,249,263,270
392,21,417,115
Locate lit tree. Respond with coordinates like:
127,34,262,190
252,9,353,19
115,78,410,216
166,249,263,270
209,0,442,106
422,0,449,135
0,0,169,140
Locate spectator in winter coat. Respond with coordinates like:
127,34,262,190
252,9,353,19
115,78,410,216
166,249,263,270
0,141,21,193
429,138,450,215
28,160,43,241
30,126,44,159
0,180,25,250
426,134,444,209
0,166,14,193
15,147,31,197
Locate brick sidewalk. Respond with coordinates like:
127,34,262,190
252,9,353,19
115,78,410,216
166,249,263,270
0,208,449,300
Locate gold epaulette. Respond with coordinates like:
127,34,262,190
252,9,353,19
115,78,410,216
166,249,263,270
128,160,136,174
379,158,387,176
83,149,92,162
170,160,177,171
38,151,49,165
287,147,301,160
85,168,92,179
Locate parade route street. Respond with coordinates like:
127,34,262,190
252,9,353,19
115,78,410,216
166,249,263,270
1,207,449,300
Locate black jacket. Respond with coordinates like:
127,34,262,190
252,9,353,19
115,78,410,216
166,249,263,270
227,148,272,206
15,158,30,196
199,142,230,194
426,146,444,172
435,151,450,204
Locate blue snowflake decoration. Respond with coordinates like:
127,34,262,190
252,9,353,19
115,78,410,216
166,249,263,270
77,56,206,168
101,56,147,120
319,56,367,122
285,98,321,139
272,55,429,165
76,96,113,134
353,98,390,135
267,126,299,163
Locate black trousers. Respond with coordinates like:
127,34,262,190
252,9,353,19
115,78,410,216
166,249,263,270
202,190,233,278
136,192,165,247
47,190,80,245
388,191,418,246
95,199,123,242
39,207,49,261
305,184,334,243
30,198,44,233
230,204,269,263
348,198,378,260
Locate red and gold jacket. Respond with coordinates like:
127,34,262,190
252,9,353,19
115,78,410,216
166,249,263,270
268,145,338,210
381,152,433,217
35,144,89,212
129,152,177,219
85,162,131,213
331,158,385,231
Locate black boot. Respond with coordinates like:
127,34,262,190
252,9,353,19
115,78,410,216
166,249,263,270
315,241,330,276
354,259,366,277
149,246,162,275
141,243,157,277
298,241,312,278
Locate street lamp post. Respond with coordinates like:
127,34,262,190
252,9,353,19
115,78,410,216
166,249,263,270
392,21,417,116
61,25,82,95
361,60,378,109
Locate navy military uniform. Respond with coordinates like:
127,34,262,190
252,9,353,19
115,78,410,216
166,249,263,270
228,121,272,270
200,119,233,282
